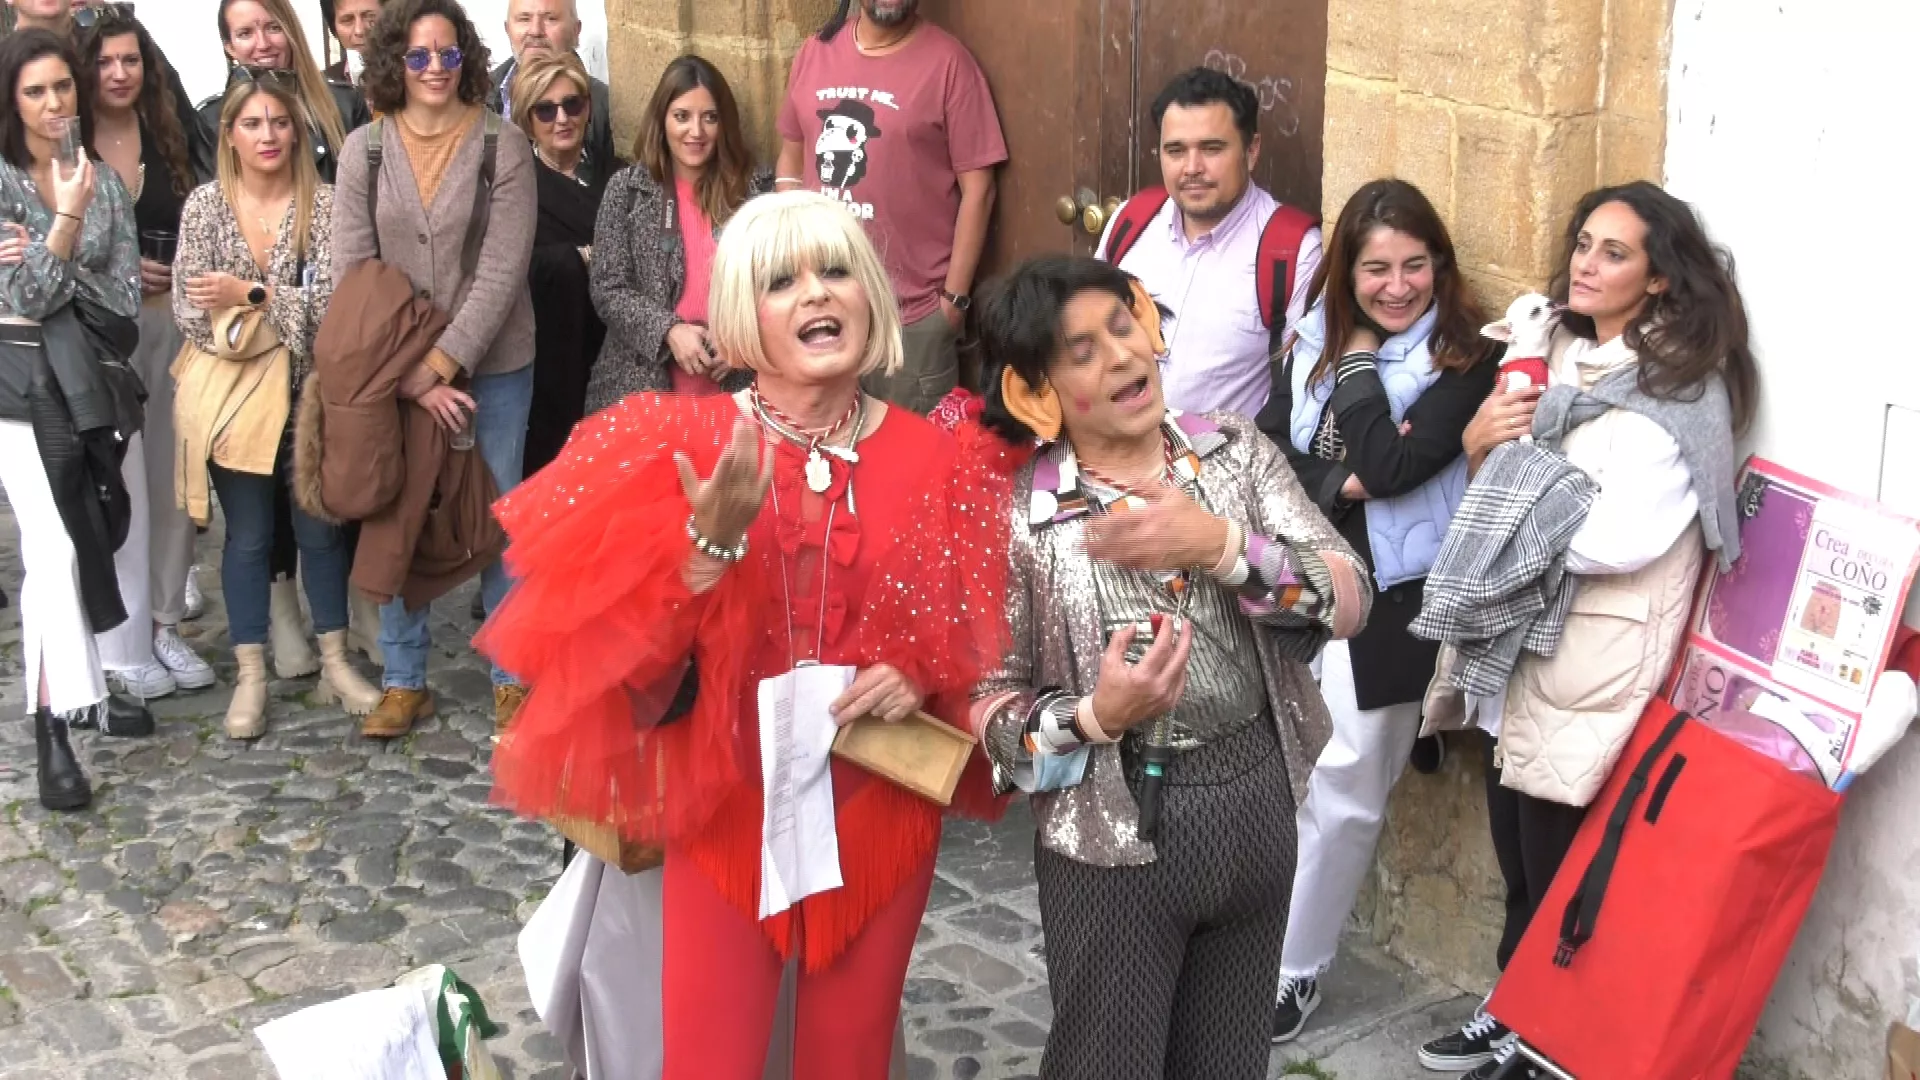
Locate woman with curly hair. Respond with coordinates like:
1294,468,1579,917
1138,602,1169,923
76,9,216,702
333,0,537,738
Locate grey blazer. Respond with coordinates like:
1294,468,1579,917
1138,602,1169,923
583,165,773,412
332,113,538,378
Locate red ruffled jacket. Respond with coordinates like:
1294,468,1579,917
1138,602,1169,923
480,392,1020,970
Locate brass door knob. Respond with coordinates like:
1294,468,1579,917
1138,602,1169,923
1082,201,1107,235
1055,195,1079,225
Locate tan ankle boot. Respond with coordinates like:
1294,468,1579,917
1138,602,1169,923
269,577,319,678
315,630,382,715
227,644,268,739
348,592,383,667
363,687,434,739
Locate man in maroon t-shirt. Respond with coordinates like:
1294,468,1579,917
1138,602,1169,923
777,0,1007,413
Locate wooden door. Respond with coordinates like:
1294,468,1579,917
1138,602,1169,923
922,0,1129,272
1129,1,1328,215
925,0,1328,275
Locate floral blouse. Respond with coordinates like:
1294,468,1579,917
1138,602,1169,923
172,183,334,381
0,158,140,321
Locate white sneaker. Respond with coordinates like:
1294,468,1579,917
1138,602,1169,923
107,660,176,700
183,565,206,621
153,626,216,690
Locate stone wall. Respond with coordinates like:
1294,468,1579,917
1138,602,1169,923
602,0,836,163
1319,0,1675,991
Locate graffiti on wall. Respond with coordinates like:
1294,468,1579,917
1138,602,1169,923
1203,49,1301,138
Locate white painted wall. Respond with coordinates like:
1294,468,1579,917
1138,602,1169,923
1666,2,1920,1076
145,0,607,108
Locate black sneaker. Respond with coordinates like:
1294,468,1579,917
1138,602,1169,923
1410,733,1447,774
1464,1039,1542,1079
1271,975,1321,1043
1418,1008,1513,1072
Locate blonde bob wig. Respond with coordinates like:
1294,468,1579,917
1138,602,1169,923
708,191,903,379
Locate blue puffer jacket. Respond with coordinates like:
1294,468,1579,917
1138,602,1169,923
1286,305,1468,588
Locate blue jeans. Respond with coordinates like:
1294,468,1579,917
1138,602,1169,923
209,461,351,646
380,363,532,689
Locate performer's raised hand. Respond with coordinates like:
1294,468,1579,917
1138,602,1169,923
678,415,775,551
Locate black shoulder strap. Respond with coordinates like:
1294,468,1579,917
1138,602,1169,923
1553,709,1691,968
366,117,384,259
457,112,501,285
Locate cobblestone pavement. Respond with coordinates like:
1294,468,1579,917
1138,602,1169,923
0,501,1439,1080
0,501,1070,1080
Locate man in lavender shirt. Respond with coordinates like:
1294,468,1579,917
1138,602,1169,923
1099,68,1323,418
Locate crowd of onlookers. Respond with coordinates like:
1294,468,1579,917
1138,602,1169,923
0,1,1760,1079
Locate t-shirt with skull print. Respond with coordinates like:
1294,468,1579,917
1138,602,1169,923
777,21,1008,324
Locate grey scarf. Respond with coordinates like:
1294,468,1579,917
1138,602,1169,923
1532,364,1741,570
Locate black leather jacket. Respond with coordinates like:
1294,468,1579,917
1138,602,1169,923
196,70,373,184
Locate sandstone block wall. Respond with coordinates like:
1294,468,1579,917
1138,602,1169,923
602,0,835,164
1320,0,1674,991
1323,0,1671,309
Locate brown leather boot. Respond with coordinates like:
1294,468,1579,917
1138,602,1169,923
362,687,434,738
493,684,527,741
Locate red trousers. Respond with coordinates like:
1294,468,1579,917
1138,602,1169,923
661,851,935,1080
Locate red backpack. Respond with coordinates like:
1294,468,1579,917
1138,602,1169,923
1100,186,1318,355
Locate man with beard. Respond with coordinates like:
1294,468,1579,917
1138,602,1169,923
775,0,1005,415
5,0,211,179
488,0,613,184
1098,67,1324,419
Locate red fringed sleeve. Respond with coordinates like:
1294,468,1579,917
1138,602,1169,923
479,394,768,845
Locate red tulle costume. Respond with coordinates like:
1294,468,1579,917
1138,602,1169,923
478,392,1021,1077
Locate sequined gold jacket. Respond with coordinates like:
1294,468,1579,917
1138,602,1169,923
977,411,1370,867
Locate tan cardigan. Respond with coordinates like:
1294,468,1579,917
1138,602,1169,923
331,111,537,378
170,307,290,525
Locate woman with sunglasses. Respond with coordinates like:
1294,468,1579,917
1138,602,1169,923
584,54,770,409
509,51,610,479
334,0,536,739
77,10,217,703
195,0,369,183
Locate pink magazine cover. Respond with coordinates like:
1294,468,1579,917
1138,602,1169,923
1668,458,1920,778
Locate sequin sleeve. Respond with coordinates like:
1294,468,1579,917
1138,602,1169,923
1224,411,1371,643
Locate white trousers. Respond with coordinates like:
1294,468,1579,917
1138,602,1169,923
0,418,107,713
134,298,195,627
1279,638,1422,978
95,430,155,670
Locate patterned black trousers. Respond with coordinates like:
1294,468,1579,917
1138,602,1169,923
1035,718,1297,1080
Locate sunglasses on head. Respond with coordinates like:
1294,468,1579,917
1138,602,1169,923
531,95,587,123
73,2,136,30
403,46,463,73
233,65,297,89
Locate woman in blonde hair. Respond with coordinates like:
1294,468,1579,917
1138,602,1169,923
196,0,369,183
172,73,382,740
510,51,610,476
482,191,1011,1079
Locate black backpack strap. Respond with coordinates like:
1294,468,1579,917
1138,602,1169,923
457,111,501,285
1553,709,1692,967
365,117,384,259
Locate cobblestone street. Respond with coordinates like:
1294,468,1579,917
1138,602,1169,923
0,503,1469,1080
0,502,1076,1080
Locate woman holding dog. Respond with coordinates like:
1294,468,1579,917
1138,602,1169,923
1409,181,1757,1080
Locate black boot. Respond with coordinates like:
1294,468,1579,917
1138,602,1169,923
34,708,92,812
67,692,156,737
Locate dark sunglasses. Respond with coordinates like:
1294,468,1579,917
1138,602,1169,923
403,46,463,73
530,95,587,123
232,65,298,89
73,3,136,30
